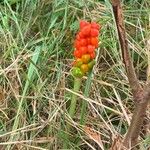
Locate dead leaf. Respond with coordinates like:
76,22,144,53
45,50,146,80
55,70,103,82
8,71,20,98
84,126,104,150
109,135,125,150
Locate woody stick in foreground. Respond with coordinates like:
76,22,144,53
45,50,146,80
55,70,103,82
110,0,150,149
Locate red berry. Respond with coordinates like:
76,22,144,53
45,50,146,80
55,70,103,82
81,25,91,36
80,38,87,46
76,34,81,40
91,37,99,48
78,31,85,38
74,40,81,49
74,50,82,58
90,52,96,59
91,29,99,37
80,20,89,29
91,22,100,30
79,47,87,55
87,45,95,53
87,38,91,45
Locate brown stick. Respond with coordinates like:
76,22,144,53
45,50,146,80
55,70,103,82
110,0,150,149
111,0,142,95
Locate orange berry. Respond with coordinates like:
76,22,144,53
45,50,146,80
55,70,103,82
80,64,89,73
91,37,98,48
79,47,87,55
81,54,91,64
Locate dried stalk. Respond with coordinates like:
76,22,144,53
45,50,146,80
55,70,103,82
110,0,150,149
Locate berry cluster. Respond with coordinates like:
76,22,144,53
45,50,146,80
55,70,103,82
72,20,100,78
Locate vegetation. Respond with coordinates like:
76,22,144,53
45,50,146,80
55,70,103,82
0,0,149,149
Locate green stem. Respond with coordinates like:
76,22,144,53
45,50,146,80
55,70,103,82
69,78,82,118
63,78,81,148
80,71,93,125
74,71,93,147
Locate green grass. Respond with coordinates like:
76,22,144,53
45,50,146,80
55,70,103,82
0,0,150,149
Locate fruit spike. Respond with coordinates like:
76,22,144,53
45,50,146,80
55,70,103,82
72,20,100,78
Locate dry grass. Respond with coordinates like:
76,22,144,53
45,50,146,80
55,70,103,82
0,0,150,149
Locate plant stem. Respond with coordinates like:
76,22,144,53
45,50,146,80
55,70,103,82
63,78,81,148
68,78,82,118
123,101,149,148
80,71,93,125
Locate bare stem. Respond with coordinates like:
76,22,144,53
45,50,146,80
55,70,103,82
63,78,81,149
110,0,150,148
123,101,149,148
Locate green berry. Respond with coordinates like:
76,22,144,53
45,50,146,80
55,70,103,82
71,67,84,78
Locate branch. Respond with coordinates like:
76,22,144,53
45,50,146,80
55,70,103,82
146,39,150,97
111,0,142,98
110,0,150,149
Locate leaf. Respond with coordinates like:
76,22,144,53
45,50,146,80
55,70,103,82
84,126,104,150
109,136,124,150
7,46,41,148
